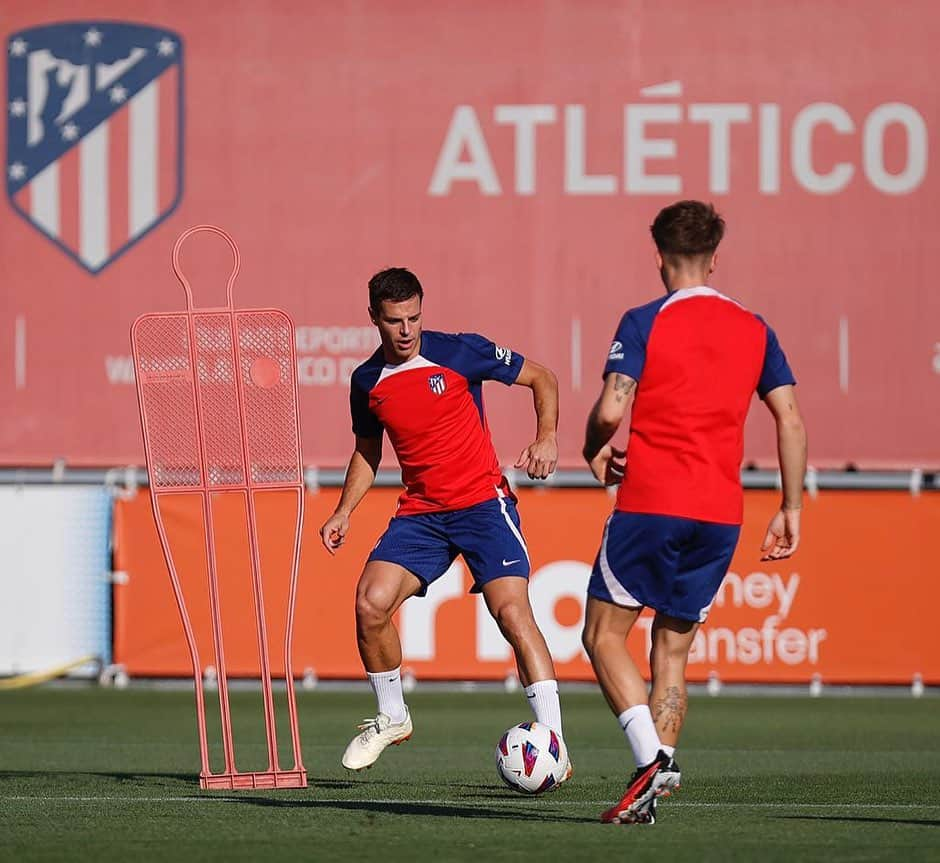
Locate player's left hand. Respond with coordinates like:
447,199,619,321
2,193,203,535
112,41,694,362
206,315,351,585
515,434,558,480
587,444,626,486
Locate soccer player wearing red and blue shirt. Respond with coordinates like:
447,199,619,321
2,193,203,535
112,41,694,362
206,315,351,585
580,201,807,825
320,268,569,776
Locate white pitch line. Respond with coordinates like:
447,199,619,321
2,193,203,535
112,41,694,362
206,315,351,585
1,796,937,809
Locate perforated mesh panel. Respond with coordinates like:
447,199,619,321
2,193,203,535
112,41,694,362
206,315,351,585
236,312,301,485
194,314,246,487
133,315,201,488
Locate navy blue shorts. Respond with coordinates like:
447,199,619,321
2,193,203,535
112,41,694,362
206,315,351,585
587,511,740,622
368,495,530,595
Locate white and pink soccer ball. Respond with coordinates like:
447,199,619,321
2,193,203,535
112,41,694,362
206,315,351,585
495,721,569,794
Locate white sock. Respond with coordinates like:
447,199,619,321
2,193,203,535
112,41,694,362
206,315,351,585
524,679,563,736
366,667,407,724
618,704,661,767
661,744,676,758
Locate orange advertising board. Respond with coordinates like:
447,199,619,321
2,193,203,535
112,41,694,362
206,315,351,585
113,488,940,685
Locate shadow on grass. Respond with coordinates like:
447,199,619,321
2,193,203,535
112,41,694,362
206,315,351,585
0,770,194,784
224,795,592,823
0,770,357,792
336,776,581,799
341,778,531,796
776,814,940,828
0,770,583,811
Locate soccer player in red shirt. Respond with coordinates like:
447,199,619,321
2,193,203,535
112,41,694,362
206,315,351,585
320,267,569,778
581,201,807,824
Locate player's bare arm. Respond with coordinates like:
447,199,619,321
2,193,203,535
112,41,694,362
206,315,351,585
319,434,383,555
761,384,807,560
512,358,559,480
582,372,636,485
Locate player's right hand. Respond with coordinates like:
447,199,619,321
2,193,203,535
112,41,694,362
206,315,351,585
760,508,800,560
320,512,350,555
587,444,626,486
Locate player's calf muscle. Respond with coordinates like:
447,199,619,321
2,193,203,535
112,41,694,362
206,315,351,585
650,685,688,740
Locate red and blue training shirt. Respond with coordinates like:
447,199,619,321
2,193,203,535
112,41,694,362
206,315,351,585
350,331,523,516
605,286,795,525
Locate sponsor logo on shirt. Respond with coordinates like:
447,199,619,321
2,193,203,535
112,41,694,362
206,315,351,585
428,372,446,395
608,340,624,361
495,345,513,366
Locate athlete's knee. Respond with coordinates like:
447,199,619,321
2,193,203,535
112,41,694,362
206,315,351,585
491,600,534,642
581,621,621,660
654,635,689,661
355,583,397,632
651,646,687,681
581,621,598,658
651,620,695,674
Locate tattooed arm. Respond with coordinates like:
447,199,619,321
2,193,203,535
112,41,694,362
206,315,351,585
582,372,636,485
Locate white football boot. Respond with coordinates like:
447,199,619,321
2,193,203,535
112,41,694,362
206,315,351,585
341,709,413,770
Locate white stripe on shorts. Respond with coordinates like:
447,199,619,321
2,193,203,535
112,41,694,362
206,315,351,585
599,515,643,608
494,486,529,562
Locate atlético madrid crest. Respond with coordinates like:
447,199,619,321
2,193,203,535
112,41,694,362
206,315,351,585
6,22,183,274
428,373,446,395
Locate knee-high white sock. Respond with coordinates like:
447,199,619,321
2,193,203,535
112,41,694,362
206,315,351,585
618,704,661,767
366,667,407,724
524,679,563,737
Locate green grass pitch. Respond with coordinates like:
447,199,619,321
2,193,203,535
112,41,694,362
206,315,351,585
2,688,938,861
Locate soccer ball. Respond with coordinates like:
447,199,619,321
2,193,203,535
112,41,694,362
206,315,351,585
495,721,568,794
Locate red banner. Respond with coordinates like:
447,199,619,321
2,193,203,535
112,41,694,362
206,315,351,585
2,1,938,467
113,488,940,685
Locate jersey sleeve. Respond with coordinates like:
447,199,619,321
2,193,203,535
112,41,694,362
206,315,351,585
757,323,796,399
450,333,525,385
603,312,646,381
350,379,383,438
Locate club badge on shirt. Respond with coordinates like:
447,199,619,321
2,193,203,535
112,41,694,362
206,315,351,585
428,373,446,395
